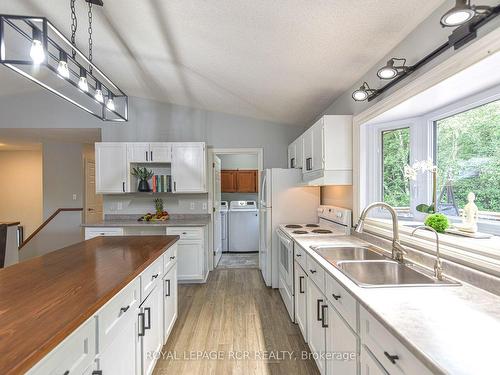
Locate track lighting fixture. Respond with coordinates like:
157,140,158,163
377,58,410,80
57,51,70,79
29,28,45,64
440,0,496,27
352,82,377,102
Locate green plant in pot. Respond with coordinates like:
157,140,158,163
131,167,154,192
424,213,449,233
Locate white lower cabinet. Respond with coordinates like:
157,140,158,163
163,263,178,343
361,345,388,375
325,302,358,375
167,227,205,282
84,227,124,240
307,279,327,374
294,261,307,341
140,285,163,375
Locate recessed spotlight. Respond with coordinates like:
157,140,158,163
377,58,410,80
441,0,476,27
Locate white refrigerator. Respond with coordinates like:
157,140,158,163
259,168,320,288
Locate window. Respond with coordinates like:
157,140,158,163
382,128,410,208
435,99,500,218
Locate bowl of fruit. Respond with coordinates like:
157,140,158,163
138,198,169,222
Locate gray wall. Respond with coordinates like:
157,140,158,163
0,92,302,169
321,0,500,117
219,153,258,169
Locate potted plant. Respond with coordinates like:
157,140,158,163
131,167,154,192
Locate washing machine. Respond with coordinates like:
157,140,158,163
228,201,259,252
221,201,228,253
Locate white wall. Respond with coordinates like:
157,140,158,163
219,154,258,169
0,150,43,237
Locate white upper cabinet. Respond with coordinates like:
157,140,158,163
289,115,352,185
171,142,207,193
127,142,171,163
95,142,128,193
288,136,303,169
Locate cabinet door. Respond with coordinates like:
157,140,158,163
326,303,358,375
303,128,313,172
100,311,140,375
163,264,178,343
311,120,324,172
307,279,326,374
288,143,296,168
150,142,171,163
294,262,307,341
141,285,162,375
127,143,151,163
171,143,206,193
95,143,128,193
236,170,257,192
176,240,204,281
221,170,237,192
295,137,304,169
361,346,388,375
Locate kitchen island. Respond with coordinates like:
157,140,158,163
0,235,179,374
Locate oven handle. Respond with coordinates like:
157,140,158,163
276,229,292,247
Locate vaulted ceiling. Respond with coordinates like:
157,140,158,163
0,1,445,124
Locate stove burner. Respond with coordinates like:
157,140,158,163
292,230,308,234
305,224,319,227
285,224,302,228
311,229,333,234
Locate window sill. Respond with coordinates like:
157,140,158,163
363,218,500,277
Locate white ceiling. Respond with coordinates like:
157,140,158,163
0,0,445,125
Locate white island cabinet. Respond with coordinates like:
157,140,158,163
27,244,178,375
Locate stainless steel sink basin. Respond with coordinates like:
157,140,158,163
313,246,387,265
337,260,460,288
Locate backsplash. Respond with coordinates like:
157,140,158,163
103,194,209,215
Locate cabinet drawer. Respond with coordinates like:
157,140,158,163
360,306,432,375
85,227,123,240
361,345,388,375
306,253,325,290
97,277,140,352
325,272,357,332
141,256,163,302
294,243,306,270
167,227,203,240
163,243,178,274
27,318,96,375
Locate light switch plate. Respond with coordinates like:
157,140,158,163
190,202,195,210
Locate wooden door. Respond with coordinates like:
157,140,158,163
236,170,257,192
85,158,103,224
221,170,237,192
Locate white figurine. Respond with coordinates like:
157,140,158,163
457,192,479,233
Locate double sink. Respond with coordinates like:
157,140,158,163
312,246,460,288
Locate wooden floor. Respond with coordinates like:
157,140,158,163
153,268,319,375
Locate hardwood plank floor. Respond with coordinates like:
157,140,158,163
153,268,319,375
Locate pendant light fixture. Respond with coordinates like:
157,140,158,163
352,82,377,102
0,0,128,121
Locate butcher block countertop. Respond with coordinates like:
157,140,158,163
0,235,179,374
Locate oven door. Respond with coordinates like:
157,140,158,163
276,229,294,320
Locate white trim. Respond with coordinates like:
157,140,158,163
207,147,264,271
353,27,500,222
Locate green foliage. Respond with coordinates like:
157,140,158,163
416,203,435,214
424,213,449,233
154,198,164,214
382,128,410,207
131,167,154,181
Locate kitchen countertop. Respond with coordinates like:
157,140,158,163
82,214,211,227
0,235,179,374
292,235,500,375
0,222,20,227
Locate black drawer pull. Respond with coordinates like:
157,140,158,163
299,276,304,294
384,351,399,364
332,293,341,301
138,312,145,336
296,254,302,257
310,269,316,274
316,298,323,321
152,273,159,279
170,256,176,260
92,371,103,375
321,305,328,328
165,279,171,297
144,307,151,330
63,371,70,375
120,305,130,313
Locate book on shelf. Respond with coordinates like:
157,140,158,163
151,174,171,192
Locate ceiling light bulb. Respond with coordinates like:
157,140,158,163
352,88,368,101
57,51,69,79
377,60,398,79
440,0,476,27
95,89,104,103
30,36,45,64
106,96,115,111
78,67,88,92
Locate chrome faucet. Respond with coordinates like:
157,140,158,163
355,202,407,262
411,225,443,281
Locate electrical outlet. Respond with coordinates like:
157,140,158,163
202,202,207,211
72,194,77,201
190,202,195,210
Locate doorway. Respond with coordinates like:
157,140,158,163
208,148,263,269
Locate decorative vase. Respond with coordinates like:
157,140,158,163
138,179,150,192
